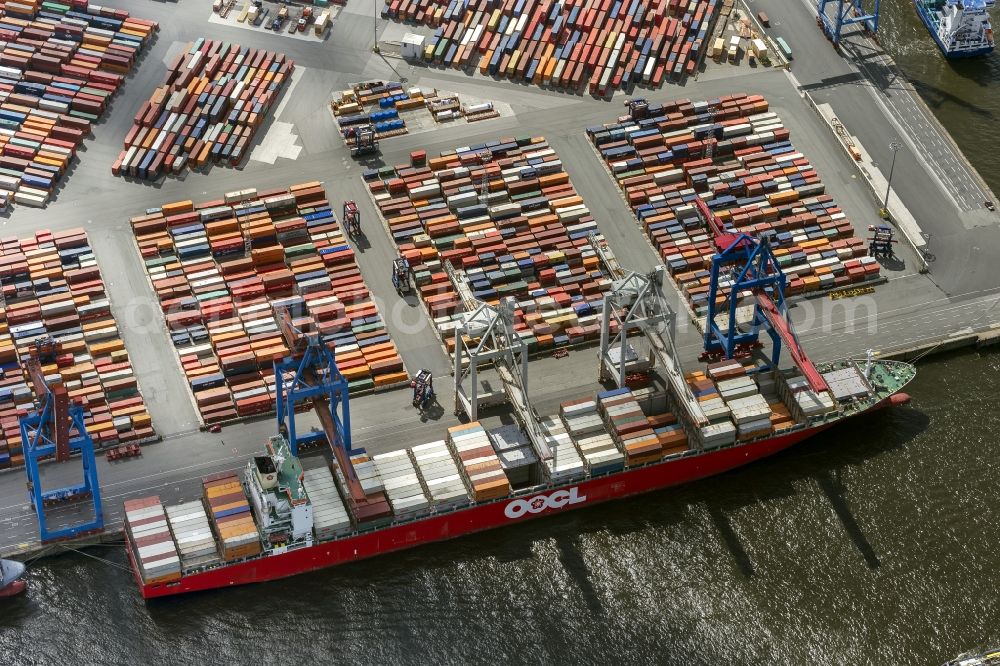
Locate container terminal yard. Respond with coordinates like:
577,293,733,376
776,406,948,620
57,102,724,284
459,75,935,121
0,0,999,603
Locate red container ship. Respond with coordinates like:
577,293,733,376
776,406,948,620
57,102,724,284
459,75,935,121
125,356,915,599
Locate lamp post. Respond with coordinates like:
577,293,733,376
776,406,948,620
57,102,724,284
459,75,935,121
883,139,902,212
373,0,380,53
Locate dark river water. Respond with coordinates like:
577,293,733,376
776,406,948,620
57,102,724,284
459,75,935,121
5,4,1000,665
2,350,998,666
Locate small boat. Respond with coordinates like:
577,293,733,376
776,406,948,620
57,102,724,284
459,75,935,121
0,558,26,597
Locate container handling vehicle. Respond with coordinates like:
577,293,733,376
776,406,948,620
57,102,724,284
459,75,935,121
123,226,916,599
392,256,412,295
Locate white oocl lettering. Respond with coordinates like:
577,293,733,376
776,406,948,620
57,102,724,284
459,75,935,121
504,487,587,519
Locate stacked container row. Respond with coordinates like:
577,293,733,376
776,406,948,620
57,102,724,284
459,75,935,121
586,94,881,319
129,182,407,425
165,500,220,570
0,0,156,207
113,38,294,180
487,423,537,486
342,449,394,525
537,414,586,481
597,387,662,466
366,135,615,352
372,448,432,516
409,439,471,508
124,496,181,584
384,0,719,93
301,455,353,540
202,471,263,561
446,422,511,501
558,397,624,474
0,228,156,470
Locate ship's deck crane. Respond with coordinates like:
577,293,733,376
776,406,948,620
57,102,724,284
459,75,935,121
817,0,881,47
273,307,368,504
695,198,830,395
20,336,103,541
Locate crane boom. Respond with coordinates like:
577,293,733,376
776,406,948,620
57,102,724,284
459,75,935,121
754,293,829,393
274,308,367,503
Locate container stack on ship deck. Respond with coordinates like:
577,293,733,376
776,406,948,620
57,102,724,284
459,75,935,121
560,398,626,474
301,457,353,540
447,423,512,501
203,472,262,561
124,497,181,584
537,415,587,481
410,440,472,507
341,451,394,526
165,501,220,570
372,449,432,517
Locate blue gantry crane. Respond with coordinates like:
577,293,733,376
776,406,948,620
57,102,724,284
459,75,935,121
20,337,103,542
817,0,881,46
697,200,831,394
273,306,369,504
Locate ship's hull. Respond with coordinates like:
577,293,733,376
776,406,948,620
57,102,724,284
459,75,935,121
0,580,26,597
132,397,906,599
914,0,996,57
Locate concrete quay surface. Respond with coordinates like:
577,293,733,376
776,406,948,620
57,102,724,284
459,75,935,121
2,0,999,559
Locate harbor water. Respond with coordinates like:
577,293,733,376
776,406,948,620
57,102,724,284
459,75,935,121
1,350,998,665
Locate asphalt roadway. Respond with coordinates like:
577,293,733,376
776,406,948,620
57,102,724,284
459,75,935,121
2,0,1000,555
755,0,1000,298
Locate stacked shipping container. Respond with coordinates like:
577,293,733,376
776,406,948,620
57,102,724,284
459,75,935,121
301,456,353,540
384,0,719,94
165,500,220,570
598,387,662,466
113,38,294,180
559,397,624,474
203,471,263,561
124,496,181,584
537,414,586,481
129,183,407,425
0,0,155,207
587,94,881,320
366,135,614,351
409,439,471,508
446,422,511,501
372,448,432,516
0,228,155,470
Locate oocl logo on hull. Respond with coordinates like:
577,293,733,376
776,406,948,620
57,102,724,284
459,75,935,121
504,487,587,519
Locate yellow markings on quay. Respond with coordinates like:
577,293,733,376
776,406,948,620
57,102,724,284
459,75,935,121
829,286,876,301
